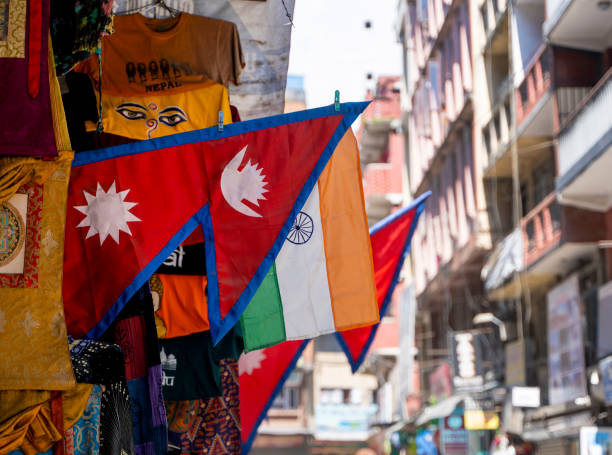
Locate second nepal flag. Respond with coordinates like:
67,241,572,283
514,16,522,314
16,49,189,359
62,103,367,343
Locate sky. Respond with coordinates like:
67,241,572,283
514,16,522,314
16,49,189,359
287,0,403,109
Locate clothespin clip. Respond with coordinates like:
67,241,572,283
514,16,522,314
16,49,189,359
218,110,224,132
334,90,340,111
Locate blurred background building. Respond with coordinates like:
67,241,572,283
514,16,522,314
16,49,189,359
252,0,612,453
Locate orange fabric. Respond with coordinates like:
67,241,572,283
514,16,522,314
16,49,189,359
0,404,62,455
76,13,244,95
151,274,209,339
318,130,378,330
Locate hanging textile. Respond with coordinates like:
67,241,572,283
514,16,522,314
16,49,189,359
0,152,75,390
66,384,103,455
99,382,134,455
110,0,296,120
166,359,240,455
0,385,93,455
0,0,56,157
49,0,114,75
107,285,167,455
150,274,209,339
159,326,242,402
74,13,238,140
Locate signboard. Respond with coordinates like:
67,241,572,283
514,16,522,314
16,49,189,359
580,427,612,455
464,410,499,430
429,363,452,402
451,329,503,392
416,429,439,455
441,411,468,455
505,339,526,386
598,282,612,359
314,403,378,441
547,274,587,405
511,387,541,408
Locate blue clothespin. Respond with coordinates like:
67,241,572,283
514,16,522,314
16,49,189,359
334,90,340,111
218,110,224,132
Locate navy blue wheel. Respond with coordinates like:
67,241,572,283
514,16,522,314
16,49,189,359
287,212,314,244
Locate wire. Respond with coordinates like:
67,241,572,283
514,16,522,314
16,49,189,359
281,0,295,28
95,48,104,134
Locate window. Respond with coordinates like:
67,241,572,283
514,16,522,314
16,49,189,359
417,0,428,23
493,110,502,143
272,386,301,409
504,99,511,127
429,60,441,110
483,128,491,157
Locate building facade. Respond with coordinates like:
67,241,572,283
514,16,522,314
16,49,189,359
399,0,612,454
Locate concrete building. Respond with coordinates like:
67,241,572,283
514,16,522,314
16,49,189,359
398,0,612,454
398,0,496,408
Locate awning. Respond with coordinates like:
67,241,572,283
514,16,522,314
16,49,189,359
415,395,466,426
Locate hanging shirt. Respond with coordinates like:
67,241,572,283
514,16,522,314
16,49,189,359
74,13,241,140
77,13,244,93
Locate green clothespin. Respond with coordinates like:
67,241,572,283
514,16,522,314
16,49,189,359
218,110,224,132
334,90,340,111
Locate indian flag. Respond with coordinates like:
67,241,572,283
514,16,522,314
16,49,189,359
240,130,379,351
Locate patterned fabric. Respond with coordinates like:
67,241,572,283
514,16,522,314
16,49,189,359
70,384,103,455
0,0,26,57
50,0,113,75
107,285,167,455
166,360,240,454
0,152,75,390
0,0,57,157
99,382,134,455
68,338,124,385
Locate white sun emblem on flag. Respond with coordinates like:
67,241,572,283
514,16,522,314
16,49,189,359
74,181,141,245
238,350,267,375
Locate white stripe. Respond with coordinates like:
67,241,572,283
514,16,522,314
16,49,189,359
276,183,335,339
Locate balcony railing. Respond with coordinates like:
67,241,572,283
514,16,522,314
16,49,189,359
558,68,612,179
521,193,562,267
516,45,551,126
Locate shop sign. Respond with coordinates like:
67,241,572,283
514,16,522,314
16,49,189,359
547,274,587,405
451,329,503,392
600,356,612,406
505,339,526,386
441,411,468,455
464,410,499,430
416,429,439,455
429,363,452,402
511,387,540,408
579,426,612,455
452,332,482,389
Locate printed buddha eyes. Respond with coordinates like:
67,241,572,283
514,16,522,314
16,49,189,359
115,103,188,128
115,103,147,121
158,107,187,127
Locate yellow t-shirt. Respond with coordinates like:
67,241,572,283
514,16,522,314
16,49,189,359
87,80,232,140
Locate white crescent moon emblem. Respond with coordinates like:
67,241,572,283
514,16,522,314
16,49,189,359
220,146,269,218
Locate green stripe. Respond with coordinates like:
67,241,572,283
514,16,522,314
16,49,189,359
240,262,286,352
